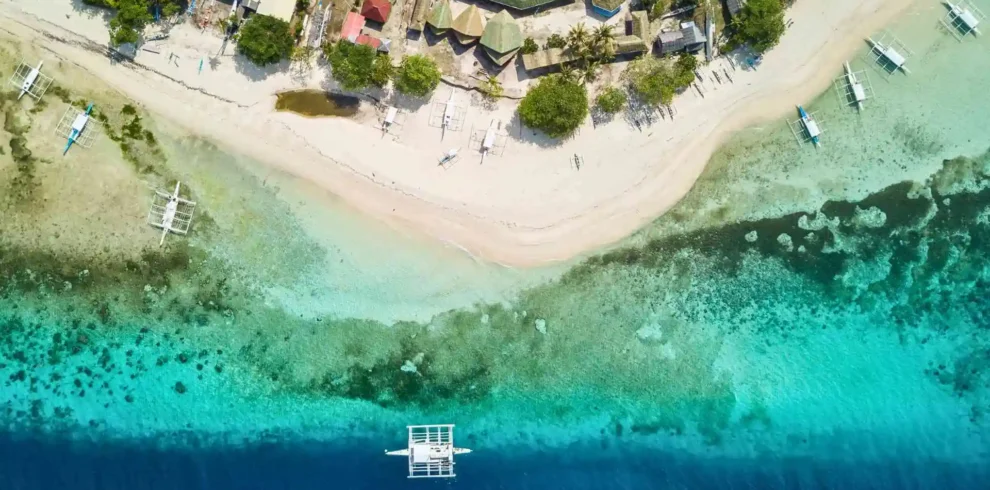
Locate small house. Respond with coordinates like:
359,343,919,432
452,5,486,45
255,0,295,22
427,0,454,34
724,0,746,18
480,11,523,65
656,21,706,55
340,11,366,41
591,0,624,18
361,0,392,23
408,0,432,31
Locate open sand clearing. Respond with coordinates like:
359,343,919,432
0,0,916,266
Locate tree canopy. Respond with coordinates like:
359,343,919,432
86,0,183,46
595,86,626,114
518,74,588,138
327,42,379,90
108,0,153,46
728,0,786,53
394,55,441,97
237,14,295,66
623,54,695,106
371,54,395,88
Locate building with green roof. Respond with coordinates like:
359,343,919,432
426,0,453,34
480,10,523,65
452,4,487,44
591,0,624,18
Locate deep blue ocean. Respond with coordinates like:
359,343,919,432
2,433,989,490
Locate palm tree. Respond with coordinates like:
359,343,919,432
590,24,616,62
559,65,580,84
566,23,591,57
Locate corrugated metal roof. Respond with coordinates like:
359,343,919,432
340,12,366,41
427,0,454,31
480,10,522,54
452,5,486,38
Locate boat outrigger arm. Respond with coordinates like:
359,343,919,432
64,103,94,155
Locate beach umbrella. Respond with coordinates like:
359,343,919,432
480,10,522,63
426,0,454,34
452,4,486,44
361,0,392,23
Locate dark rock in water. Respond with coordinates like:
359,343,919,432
174,382,187,394
124,394,134,403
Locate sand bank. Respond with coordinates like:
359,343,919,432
1,0,916,266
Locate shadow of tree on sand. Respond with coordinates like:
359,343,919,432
504,111,568,149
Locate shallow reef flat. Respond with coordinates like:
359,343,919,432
3,148,990,462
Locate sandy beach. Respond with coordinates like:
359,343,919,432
1,0,916,266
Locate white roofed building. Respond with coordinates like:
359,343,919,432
256,0,296,21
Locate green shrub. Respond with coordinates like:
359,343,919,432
727,0,786,53
327,41,378,90
595,87,626,114
545,33,566,49
520,37,539,55
236,14,295,66
518,75,588,138
394,55,441,97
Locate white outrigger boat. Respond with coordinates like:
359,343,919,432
843,61,868,111
386,424,471,478
147,182,197,245
788,105,824,149
381,106,398,135
942,1,984,38
867,36,910,74
9,60,54,101
442,90,457,134
480,118,499,163
57,103,96,155
438,148,460,166
798,106,822,147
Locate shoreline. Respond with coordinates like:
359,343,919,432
1,0,917,267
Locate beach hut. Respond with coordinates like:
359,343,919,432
625,10,650,41
591,0,624,18
361,0,391,23
408,0,431,31
656,21,706,55
426,0,453,34
480,10,523,65
521,48,579,71
356,33,383,50
452,5,486,45
340,11,366,41
724,0,746,18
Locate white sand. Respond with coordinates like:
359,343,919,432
1,0,916,267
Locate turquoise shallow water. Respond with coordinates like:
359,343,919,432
2,2,990,487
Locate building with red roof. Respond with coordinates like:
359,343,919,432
340,12,366,41
360,0,391,23
355,34,382,49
